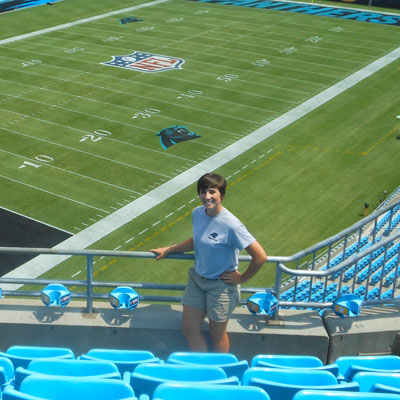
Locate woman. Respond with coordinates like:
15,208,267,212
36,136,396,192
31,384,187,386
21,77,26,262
150,172,267,352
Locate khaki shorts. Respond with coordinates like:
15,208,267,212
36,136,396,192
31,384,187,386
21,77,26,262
182,267,240,323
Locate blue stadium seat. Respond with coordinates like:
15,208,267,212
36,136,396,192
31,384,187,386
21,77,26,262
0,356,14,388
372,384,400,395
242,368,359,400
250,355,338,376
129,363,239,399
3,375,136,400
0,346,75,369
79,349,161,375
14,358,121,388
335,355,400,381
2,387,44,400
293,389,400,400
351,371,400,392
167,352,248,379
153,382,270,400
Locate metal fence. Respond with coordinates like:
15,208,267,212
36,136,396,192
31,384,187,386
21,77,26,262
0,198,399,315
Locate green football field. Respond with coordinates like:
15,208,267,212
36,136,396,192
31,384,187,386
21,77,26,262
0,0,399,294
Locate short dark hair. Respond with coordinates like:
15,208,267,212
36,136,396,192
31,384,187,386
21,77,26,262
197,173,227,197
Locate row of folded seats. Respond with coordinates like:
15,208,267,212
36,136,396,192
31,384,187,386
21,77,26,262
281,281,398,309
1,346,400,400
281,242,400,307
282,227,400,303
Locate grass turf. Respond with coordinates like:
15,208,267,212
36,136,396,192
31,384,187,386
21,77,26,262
0,0,399,293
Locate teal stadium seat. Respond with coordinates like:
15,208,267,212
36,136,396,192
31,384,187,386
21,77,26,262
79,349,161,375
0,356,14,399
293,389,400,400
351,371,400,392
0,356,14,387
251,355,339,377
167,352,249,379
2,375,136,400
153,382,271,400
0,346,74,369
242,368,359,400
372,384,400,395
13,358,121,388
335,355,400,381
129,363,239,399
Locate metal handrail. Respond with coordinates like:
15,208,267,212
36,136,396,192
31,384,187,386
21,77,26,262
0,199,399,314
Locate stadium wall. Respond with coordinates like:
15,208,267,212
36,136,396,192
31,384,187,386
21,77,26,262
0,298,399,362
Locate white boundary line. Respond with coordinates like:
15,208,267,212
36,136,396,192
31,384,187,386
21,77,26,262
3,45,399,284
0,205,73,235
0,0,168,46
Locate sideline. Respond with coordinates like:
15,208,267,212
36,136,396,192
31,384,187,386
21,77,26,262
0,0,168,46
2,5,400,283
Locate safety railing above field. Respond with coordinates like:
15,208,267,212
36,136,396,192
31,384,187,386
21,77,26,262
0,198,399,315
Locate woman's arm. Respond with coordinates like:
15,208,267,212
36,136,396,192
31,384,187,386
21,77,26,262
220,240,267,284
150,237,194,261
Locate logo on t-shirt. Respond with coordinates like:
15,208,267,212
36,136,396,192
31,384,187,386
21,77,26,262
208,232,219,241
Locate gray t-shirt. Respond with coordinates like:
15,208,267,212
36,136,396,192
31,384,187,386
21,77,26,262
192,206,255,279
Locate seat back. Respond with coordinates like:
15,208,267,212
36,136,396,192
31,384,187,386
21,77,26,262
79,349,161,374
18,375,135,400
135,363,227,381
293,389,400,400
0,356,15,386
250,355,338,376
14,359,121,388
2,346,74,369
167,352,248,379
254,361,338,377
251,355,323,368
2,385,45,400
130,364,238,398
242,368,338,386
352,372,400,392
153,382,271,400
336,356,400,381
372,383,400,395
168,352,238,365
242,368,358,400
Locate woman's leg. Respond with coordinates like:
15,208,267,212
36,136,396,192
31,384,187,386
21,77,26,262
209,319,230,353
182,305,208,351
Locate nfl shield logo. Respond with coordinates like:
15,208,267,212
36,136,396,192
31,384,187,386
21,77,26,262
101,51,185,73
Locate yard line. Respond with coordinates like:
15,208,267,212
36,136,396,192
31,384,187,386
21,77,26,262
0,80,197,163
2,25,400,285
2,39,299,107
0,124,172,179
0,148,143,195
0,67,252,138
0,50,274,122
0,174,109,213
0,0,168,46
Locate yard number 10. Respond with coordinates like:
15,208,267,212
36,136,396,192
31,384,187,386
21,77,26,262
18,155,53,169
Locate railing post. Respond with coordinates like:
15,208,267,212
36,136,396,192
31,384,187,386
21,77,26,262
274,262,283,318
86,254,93,313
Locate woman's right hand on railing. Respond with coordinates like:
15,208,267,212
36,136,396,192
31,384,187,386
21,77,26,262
150,246,172,260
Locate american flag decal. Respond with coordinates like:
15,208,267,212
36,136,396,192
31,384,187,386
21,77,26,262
101,51,185,73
